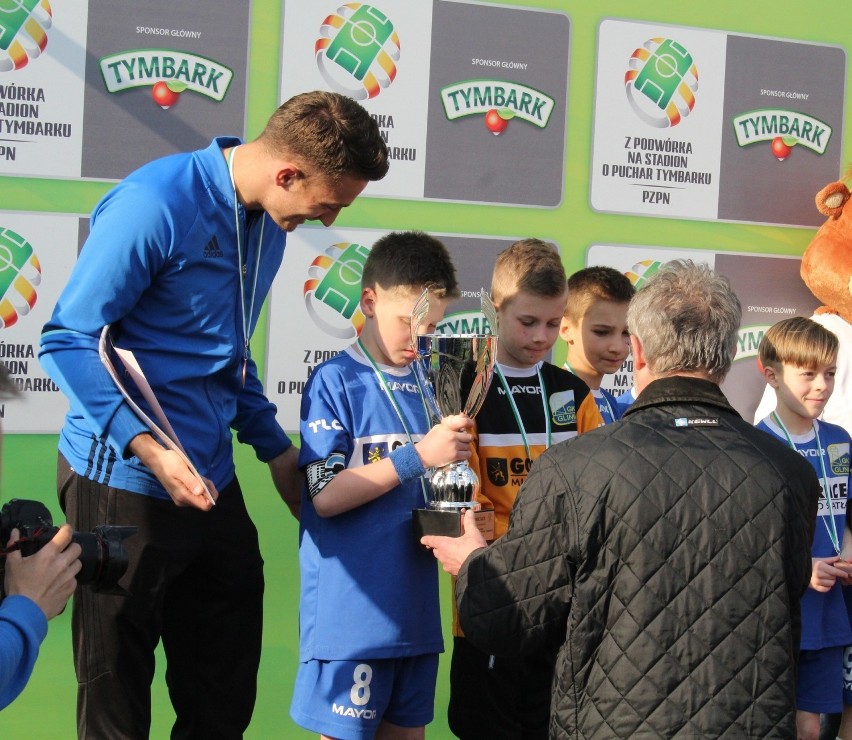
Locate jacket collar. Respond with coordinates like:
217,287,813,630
198,136,244,209
625,375,740,419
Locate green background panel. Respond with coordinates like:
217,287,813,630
1,0,848,736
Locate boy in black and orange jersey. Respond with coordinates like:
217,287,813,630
448,239,602,740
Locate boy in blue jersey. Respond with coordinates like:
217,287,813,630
291,231,471,740
559,266,635,424
756,316,852,739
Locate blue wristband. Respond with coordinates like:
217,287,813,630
389,443,426,483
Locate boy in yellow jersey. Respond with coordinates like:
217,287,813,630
448,239,602,740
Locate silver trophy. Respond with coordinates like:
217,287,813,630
410,289,498,539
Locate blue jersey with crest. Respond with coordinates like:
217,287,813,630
594,387,622,425
757,416,852,650
297,345,442,661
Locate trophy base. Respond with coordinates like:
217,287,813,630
412,506,495,541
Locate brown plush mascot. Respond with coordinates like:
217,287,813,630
766,176,852,433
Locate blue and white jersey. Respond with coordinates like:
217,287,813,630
297,345,443,661
614,386,637,417
593,387,622,425
757,416,852,650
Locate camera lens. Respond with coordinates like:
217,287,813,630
71,525,136,591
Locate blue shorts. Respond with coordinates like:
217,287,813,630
798,647,845,714
289,654,439,740
844,646,852,705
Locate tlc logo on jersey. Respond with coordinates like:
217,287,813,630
315,3,401,100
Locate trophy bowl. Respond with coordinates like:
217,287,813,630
411,333,497,539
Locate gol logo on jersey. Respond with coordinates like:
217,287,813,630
829,443,850,476
316,3,400,100
549,390,576,426
98,49,233,110
0,0,52,73
625,36,698,129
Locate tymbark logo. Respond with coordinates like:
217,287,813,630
732,109,832,162
440,80,554,136
99,49,233,109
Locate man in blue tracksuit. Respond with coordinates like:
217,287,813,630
38,91,388,739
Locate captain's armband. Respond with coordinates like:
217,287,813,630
305,452,346,499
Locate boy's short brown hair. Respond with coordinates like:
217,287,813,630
361,230,460,300
759,316,838,370
491,238,566,306
564,266,636,323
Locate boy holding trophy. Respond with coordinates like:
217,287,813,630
291,231,470,740
447,239,603,740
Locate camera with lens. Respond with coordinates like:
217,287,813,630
0,498,136,595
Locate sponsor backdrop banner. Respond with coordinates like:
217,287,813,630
0,0,250,180
0,0,88,178
587,244,821,422
0,212,78,432
280,0,570,207
81,0,250,180
591,19,845,227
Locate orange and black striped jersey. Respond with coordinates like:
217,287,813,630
453,361,602,636
471,361,602,539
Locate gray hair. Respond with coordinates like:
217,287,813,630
627,260,741,381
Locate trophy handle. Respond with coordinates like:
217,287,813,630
411,353,443,425
480,288,498,335
410,288,431,349
434,362,463,418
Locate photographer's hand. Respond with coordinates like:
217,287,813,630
5,525,82,620
129,433,218,510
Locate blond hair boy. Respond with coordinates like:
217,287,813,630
448,239,602,740
757,316,852,740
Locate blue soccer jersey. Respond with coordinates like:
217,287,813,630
614,386,637,416
594,387,622,425
297,345,443,662
757,416,852,650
